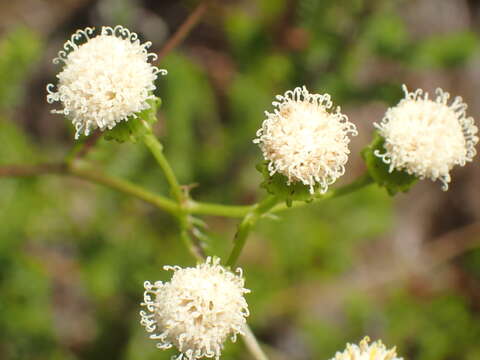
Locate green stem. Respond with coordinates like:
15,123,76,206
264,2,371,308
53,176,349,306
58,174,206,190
0,163,374,220
272,173,374,213
320,172,374,199
187,200,252,218
141,128,203,258
226,195,278,267
189,173,374,218
68,164,180,215
242,325,270,360
142,131,184,203
0,162,179,215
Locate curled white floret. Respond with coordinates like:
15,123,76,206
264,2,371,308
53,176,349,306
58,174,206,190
140,257,250,360
375,85,478,190
331,336,403,360
254,86,358,194
46,25,167,139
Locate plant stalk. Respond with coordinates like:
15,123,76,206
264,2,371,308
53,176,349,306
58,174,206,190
226,195,278,267
142,131,184,203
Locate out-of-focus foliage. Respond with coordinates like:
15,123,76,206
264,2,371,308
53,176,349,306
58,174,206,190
0,0,479,359
0,27,42,111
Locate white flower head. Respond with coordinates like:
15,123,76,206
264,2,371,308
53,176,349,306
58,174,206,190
46,26,166,139
331,336,403,360
140,257,250,360
374,85,478,190
254,86,358,194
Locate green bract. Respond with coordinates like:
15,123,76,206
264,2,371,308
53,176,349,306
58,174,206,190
104,97,161,143
361,132,417,195
256,161,316,207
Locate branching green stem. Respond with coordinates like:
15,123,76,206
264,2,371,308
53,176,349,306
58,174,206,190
140,129,209,259
225,174,374,267
0,163,374,219
189,174,374,219
0,167,372,360
226,195,278,267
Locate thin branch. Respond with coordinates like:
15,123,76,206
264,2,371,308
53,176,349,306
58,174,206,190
1,164,374,220
226,195,279,267
187,200,252,218
69,165,179,215
271,173,374,213
142,131,184,203
73,131,102,161
0,163,179,215
242,325,270,360
157,0,211,60
0,163,65,177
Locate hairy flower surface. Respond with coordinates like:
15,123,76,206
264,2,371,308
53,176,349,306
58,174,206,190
375,85,478,190
331,337,403,360
140,257,250,360
47,26,166,138
254,86,358,194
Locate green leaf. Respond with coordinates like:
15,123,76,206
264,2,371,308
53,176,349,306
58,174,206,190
256,161,315,206
361,133,417,195
103,97,161,143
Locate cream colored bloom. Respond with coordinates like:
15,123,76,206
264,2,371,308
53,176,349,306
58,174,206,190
375,85,478,190
254,86,357,194
331,337,402,360
140,257,250,360
46,26,166,139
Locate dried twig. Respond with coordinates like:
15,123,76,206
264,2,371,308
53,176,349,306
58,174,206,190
157,0,211,60
0,163,65,177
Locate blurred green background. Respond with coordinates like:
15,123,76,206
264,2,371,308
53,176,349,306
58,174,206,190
1,0,480,359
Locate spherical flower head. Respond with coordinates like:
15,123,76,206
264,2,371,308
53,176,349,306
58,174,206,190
331,337,403,360
254,86,358,194
46,26,166,139
140,257,250,360
374,85,478,190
